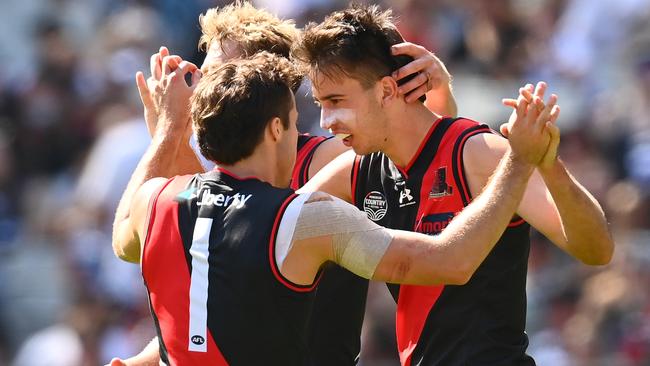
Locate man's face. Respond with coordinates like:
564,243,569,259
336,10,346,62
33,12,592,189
201,40,242,73
311,72,388,155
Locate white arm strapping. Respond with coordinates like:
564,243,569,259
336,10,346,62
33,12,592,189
276,192,393,279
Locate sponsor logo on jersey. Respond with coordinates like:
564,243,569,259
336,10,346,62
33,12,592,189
398,187,416,207
195,190,252,209
363,191,388,221
394,179,416,208
191,335,205,345
176,187,198,201
429,167,453,199
418,212,456,235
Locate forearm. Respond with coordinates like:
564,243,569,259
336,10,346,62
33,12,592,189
174,141,206,175
435,150,533,279
113,127,183,245
539,159,613,264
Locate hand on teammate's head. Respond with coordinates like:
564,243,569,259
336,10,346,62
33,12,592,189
390,42,451,103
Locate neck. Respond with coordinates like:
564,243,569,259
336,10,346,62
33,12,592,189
382,102,441,168
218,148,286,188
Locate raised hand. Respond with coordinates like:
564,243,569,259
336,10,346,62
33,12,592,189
136,47,193,137
502,81,560,166
505,86,560,166
390,42,451,103
151,57,201,140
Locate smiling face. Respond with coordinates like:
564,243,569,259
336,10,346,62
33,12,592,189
312,72,390,155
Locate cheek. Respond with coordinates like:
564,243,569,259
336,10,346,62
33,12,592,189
330,108,357,126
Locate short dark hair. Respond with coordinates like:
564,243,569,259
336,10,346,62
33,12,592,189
191,52,303,165
294,4,425,102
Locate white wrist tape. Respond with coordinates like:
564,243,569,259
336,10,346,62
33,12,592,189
282,192,392,279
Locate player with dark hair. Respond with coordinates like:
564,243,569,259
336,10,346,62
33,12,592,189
117,2,459,365
112,51,560,365
294,5,614,366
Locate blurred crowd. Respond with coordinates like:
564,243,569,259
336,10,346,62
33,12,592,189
0,0,649,365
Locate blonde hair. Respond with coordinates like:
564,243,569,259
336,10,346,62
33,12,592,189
198,1,300,58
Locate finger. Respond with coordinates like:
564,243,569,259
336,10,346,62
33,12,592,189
171,61,199,84
392,57,429,82
404,83,429,103
527,96,544,128
397,71,428,95
390,42,426,57
135,71,153,107
543,122,560,165
549,105,560,124
154,47,170,80
150,52,161,80
533,81,547,100
109,358,127,366
161,55,183,77
534,96,556,132
520,87,534,103
502,98,518,108
515,96,529,122
499,123,510,137
191,69,203,88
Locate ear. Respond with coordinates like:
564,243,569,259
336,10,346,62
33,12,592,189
268,117,283,141
378,76,399,106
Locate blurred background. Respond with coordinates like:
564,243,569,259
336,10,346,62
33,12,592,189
0,0,649,365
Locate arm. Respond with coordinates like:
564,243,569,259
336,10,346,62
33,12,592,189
390,42,457,117
464,88,613,265
136,48,205,176
113,60,200,262
283,91,551,285
374,150,533,284
284,149,536,286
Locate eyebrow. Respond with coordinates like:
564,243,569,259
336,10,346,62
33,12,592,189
313,93,345,102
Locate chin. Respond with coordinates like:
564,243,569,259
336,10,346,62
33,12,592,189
352,144,377,156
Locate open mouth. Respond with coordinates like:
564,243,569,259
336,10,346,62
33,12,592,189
334,133,351,141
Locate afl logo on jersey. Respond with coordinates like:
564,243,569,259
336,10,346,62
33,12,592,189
191,335,205,345
364,191,388,221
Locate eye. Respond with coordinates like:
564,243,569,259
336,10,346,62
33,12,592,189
313,100,321,107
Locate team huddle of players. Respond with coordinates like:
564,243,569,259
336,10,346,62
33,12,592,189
110,2,614,366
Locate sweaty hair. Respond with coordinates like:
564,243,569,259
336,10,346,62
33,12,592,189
198,1,300,60
191,52,303,165
294,4,425,102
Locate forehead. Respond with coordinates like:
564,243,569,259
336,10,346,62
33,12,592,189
201,39,242,71
310,70,366,99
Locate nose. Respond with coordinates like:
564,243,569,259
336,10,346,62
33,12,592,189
320,108,334,130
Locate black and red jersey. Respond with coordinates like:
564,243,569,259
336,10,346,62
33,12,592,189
352,117,535,366
141,168,319,365
290,134,333,190
292,134,367,365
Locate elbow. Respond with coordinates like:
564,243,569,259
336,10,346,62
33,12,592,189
576,237,615,266
112,240,140,264
584,241,615,266
442,262,474,285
